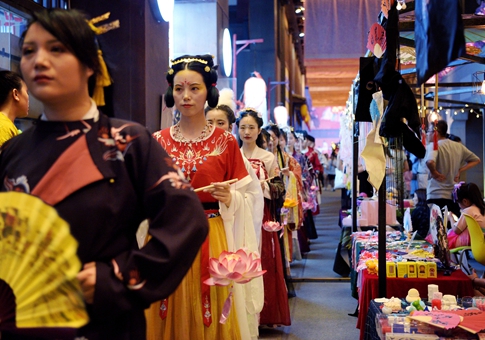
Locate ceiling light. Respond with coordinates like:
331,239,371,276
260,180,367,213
299,32,305,38
222,28,232,77
149,0,174,22
274,104,289,128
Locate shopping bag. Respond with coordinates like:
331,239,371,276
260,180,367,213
334,168,347,190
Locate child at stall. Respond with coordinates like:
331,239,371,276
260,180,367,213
447,182,485,249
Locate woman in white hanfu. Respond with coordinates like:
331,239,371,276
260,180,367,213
236,109,291,326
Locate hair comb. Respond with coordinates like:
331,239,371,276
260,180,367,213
171,58,208,65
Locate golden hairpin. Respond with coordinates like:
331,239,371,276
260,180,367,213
171,58,208,65
87,12,120,35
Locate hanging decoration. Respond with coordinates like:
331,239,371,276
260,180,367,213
396,0,407,11
300,104,311,130
367,23,386,58
380,0,395,18
374,0,424,158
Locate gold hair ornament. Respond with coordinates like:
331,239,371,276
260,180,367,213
244,107,257,112
171,58,208,65
86,13,120,106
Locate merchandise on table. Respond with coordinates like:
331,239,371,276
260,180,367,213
353,230,440,280
372,299,485,340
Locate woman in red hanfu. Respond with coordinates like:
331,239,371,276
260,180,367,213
146,55,254,340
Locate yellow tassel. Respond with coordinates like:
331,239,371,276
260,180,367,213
85,13,120,106
92,50,111,106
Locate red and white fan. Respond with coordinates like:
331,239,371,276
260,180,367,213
367,23,387,58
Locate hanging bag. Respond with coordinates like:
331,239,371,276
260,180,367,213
334,167,347,190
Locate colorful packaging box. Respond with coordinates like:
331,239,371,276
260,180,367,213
397,262,408,278
427,262,437,278
386,262,396,278
407,262,417,278
417,262,427,278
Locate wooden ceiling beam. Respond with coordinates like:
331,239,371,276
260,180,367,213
311,99,350,106
307,77,354,86
305,58,359,67
305,57,357,107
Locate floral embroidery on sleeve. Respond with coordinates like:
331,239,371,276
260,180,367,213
98,124,140,161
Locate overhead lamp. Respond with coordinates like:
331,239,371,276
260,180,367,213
295,7,304,14
428,110,439,124
222,28,232,77
244,75,268,125
149,0,174,22
299,32,305,38
274,104,289,128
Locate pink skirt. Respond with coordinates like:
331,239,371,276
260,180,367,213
447,229,470,249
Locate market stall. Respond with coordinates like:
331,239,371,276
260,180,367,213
358,269,475,340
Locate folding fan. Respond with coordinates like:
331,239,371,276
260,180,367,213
0,191,88,330
367,23,386,58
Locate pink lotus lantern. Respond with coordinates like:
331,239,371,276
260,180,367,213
263,220,283,232
204,248,266,286
204,248,266,323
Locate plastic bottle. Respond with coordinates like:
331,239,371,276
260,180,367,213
431,292,442,310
